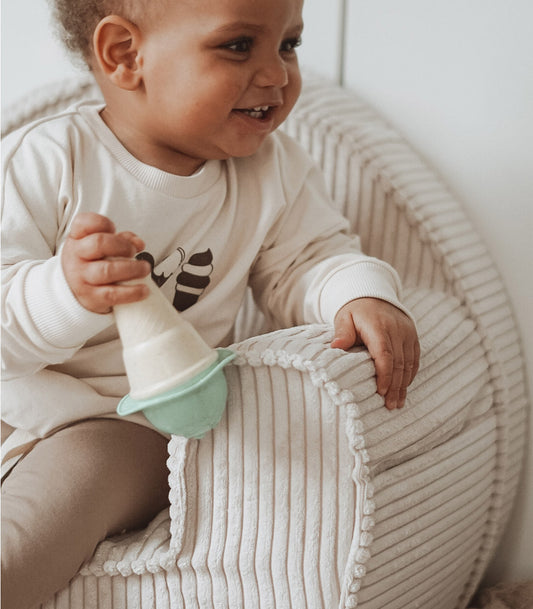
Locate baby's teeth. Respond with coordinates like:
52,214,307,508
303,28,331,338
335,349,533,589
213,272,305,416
240,105,270,118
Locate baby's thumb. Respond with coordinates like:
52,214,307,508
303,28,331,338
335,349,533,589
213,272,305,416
331,316,358,351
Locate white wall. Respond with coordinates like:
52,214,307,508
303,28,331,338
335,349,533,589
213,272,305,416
2,0,532,587
1,0,84,107
298,0,345,83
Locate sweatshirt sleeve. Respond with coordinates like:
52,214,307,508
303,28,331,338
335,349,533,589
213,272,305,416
249,136,413,328
1,127,113,380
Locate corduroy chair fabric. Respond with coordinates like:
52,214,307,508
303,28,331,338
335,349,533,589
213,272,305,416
2,73,528,609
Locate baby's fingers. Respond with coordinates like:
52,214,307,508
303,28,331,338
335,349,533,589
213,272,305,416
384,335,420,410
82,257,150,287
363,327,414,410
357,322,393,397
75,281,150,313
72,231,145,261
370,334,398,409
62,214,149,313
68,212,116,240
70,258,150,314
402,337,421,390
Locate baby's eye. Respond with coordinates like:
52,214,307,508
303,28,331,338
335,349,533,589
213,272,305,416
280,37,302,54
223,37,253,54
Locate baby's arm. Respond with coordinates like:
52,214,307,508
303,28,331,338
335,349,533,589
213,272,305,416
331,298,420,410
61,213,151,314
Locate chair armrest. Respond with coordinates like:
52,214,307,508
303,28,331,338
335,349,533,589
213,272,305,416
162,288,490,608
226,288,488,477
78,288,486,591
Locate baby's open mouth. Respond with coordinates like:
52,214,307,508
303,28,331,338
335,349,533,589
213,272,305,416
235,106,272,119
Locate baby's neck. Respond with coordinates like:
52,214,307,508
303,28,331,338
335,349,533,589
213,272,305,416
99,106,205,176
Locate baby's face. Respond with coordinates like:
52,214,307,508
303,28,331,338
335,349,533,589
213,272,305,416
128,0,304,175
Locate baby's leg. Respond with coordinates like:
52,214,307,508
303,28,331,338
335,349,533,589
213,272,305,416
1,419,169,609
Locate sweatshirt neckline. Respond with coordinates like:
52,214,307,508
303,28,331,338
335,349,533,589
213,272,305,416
78,103,223,198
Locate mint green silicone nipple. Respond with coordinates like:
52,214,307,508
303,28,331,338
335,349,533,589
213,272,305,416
114,276,235,438
117,348,235,438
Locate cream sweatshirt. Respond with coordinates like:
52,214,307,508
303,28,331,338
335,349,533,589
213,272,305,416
1,101,409,456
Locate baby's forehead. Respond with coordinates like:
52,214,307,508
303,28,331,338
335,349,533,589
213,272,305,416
133,0,303,44
154,0,303,17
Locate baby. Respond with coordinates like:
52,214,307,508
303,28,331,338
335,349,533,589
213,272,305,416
1,0,419,606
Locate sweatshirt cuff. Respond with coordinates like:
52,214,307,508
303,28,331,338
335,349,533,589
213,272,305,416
24,257,114,349
318,260,415,325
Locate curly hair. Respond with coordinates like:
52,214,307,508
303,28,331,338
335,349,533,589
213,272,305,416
48,0,144,65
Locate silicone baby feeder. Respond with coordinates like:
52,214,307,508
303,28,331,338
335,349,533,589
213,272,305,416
114,276,235,439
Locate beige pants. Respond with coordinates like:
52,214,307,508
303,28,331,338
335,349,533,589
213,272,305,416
1,419,170,609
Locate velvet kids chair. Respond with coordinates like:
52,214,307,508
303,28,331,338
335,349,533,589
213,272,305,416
2,73,528,609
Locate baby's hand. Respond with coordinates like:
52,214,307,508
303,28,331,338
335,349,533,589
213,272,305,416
61,212,151,314
331,298,420,410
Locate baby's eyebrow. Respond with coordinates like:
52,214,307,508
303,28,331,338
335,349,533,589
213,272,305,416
211,20,304,37
211,21,265,36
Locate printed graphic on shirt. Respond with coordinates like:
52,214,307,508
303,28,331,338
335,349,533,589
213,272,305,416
174,249,214,311
136,248,185,288
136,248,214,312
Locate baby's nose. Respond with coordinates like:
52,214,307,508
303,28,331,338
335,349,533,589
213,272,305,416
253,55,289,88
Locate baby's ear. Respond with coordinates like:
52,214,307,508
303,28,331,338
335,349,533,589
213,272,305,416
92,16,143,90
